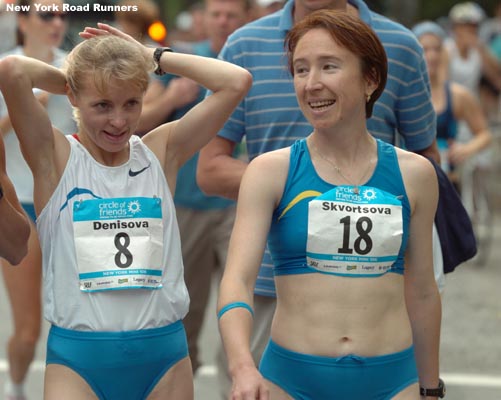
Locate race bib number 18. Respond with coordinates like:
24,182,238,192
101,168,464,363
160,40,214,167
306,186,403,276
73,197,164,292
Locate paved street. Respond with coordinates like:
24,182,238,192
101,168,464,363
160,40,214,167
2,173,501,399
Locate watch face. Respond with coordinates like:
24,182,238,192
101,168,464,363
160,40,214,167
154,48,162,62
440,379,446,397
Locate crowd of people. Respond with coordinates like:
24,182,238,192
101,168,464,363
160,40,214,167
0,0,498,399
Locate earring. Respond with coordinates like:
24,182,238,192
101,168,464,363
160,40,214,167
366,93,371,103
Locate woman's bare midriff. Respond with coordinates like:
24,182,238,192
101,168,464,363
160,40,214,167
271,273,413,357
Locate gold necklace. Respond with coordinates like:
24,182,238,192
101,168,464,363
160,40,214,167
308,136,374,195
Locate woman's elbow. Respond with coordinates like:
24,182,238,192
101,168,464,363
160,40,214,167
9,218,31,265
3,239,29,266
196,162,217,196
229,69,252,99
239,69,253,92
6,246,28,266
0,56,25,87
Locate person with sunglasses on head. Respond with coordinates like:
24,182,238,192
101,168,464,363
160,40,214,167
0,1,75,399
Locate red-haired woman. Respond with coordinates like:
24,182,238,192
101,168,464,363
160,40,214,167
217,10,442,400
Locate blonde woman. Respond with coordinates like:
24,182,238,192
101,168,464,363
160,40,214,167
0,23,250,399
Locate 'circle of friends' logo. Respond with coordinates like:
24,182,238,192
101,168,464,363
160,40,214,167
127,200,141,214
362,188,377,201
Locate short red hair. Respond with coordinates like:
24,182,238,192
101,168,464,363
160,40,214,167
285,10,387,118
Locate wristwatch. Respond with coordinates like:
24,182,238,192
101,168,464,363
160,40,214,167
153,47,173,76
420,378,446,398
0,183,3,201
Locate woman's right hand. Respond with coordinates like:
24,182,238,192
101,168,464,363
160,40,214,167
230,365,269,400
79,23,151,60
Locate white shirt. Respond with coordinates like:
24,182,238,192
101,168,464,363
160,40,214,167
37,135,189,331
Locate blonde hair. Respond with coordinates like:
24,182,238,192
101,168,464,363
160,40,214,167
65,35,153,95
64,35,154,124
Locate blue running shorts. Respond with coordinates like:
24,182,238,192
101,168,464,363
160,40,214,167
46,320,188,399
259,339,418,400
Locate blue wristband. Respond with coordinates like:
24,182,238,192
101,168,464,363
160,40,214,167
217,301,254,320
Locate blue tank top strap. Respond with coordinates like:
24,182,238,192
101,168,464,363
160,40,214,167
284,139,309,194
273,138,316,222
436,81,457,141
369,140,403,189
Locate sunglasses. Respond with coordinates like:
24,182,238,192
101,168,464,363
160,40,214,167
37,11,69,22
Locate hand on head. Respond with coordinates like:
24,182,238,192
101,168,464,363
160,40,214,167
80,23,152,61
80,22,135,41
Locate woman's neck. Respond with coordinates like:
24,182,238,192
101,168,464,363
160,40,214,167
311,128,375,167
454,40,470,59
77,131,131,167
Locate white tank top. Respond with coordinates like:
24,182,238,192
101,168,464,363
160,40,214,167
445,39,491,167
445,38,482,95
37,135,189,331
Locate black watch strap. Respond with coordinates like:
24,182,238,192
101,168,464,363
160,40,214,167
420,378,446,398
153,47,173,76
0,183,3,201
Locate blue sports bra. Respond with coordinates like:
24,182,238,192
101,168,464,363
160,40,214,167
267,139,411,277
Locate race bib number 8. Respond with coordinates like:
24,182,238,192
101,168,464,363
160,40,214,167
73,197,164,292
306,186,403,276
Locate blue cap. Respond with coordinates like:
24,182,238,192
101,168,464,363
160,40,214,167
412,21,447,41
